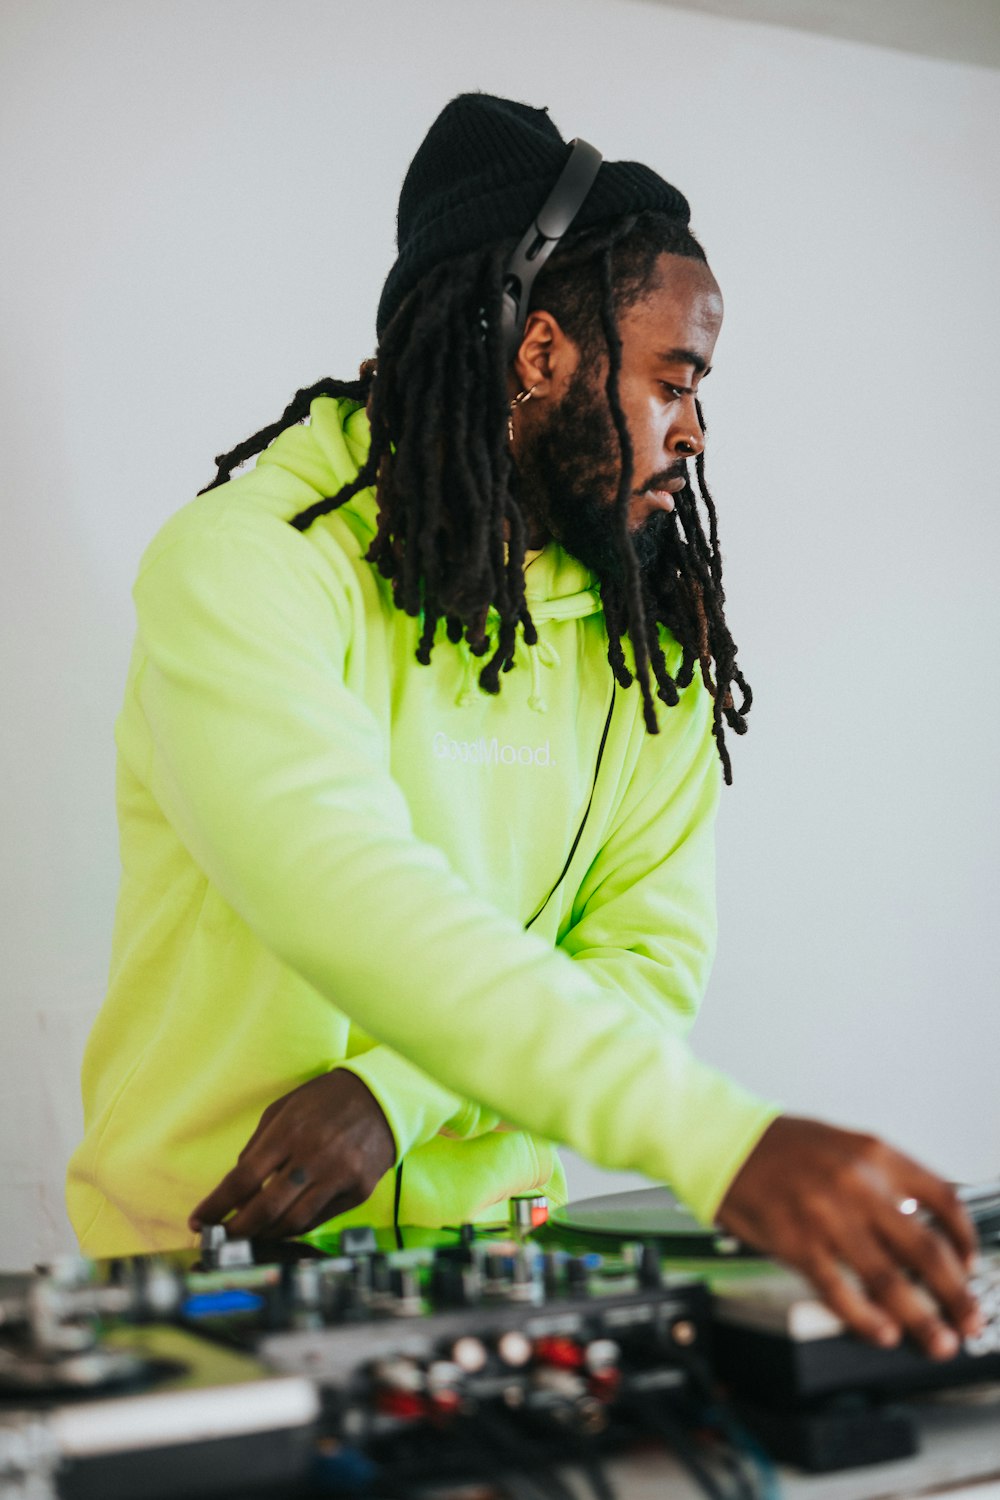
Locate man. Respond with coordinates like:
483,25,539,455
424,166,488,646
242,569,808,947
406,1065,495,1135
68,93,980,1361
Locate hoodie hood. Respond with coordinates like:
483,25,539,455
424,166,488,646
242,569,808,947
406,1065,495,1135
256,395,603,626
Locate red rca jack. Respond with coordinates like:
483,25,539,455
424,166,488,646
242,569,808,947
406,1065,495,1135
533,1335,585,1369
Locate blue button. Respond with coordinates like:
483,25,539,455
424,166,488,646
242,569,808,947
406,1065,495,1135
181,1289,264,1317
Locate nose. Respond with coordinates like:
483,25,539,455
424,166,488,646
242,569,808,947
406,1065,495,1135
668,396,705,460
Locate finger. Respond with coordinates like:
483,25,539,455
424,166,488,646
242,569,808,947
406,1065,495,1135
237,1121,268,1164
237,1100,283,1163
799,1251,903,1349
877,1212,981,1341
189,1145,289,1231
844,1228,962,1361
269,1185,364,1239
897,1166,979,1268
225,1164,313,1240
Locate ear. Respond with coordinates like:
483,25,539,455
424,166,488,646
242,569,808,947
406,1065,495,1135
512,310,580,398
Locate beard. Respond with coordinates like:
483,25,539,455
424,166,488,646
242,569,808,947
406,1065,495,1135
512,365,686,585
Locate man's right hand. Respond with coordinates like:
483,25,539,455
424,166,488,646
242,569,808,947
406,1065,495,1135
189,1069,396,1241
716,1114,982,1359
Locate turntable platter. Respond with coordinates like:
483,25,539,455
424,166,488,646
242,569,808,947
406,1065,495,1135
549,1186,758,1257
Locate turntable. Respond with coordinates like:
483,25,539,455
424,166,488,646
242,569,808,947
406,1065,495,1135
545,1184,1000,1473
546,1185,1000,1402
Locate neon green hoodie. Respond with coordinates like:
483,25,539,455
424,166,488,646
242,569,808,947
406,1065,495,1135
67,397,779,1255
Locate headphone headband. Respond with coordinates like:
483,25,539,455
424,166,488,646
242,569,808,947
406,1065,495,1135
499,138,603,364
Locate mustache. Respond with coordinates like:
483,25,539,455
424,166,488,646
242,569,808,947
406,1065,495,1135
633,462,690,494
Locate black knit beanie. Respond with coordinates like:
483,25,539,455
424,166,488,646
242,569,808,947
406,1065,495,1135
375,92,692,339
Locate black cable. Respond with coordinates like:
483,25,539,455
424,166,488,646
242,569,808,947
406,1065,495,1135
711,1432,761,1500
671,1344,780,1500
580,1456,617,1500
471,1404,619,1500
459,1409,579,1500
374,1429,522,1500
629,1392,735,1500
504,1475,565,1500
715,1415,771,1500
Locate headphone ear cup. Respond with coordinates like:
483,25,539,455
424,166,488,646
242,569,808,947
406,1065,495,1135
499,282,521,363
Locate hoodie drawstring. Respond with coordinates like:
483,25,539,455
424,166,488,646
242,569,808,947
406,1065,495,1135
455,647,479,708
454,634,561,714
524,637,561,714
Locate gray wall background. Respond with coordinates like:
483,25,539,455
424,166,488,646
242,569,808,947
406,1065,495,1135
2,0,998,1267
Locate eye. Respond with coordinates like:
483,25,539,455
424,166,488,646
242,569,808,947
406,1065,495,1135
659,382,687,400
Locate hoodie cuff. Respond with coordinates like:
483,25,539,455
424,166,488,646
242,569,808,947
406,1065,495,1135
669,1073,784,1226
338,1047,475,1162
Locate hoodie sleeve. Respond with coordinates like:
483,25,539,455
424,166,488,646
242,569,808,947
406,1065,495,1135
134,504,777,1224
338,1046,501,1154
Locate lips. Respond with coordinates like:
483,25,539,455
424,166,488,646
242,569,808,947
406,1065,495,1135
642,475,687,512
645,494,674,515
635,470,688,518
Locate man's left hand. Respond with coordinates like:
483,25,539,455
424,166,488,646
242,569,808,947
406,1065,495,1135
189,1069,396,1240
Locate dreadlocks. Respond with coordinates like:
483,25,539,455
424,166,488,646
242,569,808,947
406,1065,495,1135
199,211,751,782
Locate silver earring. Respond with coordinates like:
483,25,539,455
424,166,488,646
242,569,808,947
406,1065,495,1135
507,384,538,442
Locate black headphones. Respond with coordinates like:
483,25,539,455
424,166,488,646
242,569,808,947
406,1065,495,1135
499,138,603,364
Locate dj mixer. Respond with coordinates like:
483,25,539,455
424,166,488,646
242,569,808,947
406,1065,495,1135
0,1184,997,1499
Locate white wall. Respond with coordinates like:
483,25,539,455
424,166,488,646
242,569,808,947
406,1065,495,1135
2,0,998,1267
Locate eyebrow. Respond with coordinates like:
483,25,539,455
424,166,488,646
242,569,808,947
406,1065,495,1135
656,348,712,377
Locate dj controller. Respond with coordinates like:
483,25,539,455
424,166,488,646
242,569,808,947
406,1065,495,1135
1,1186,998,1500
